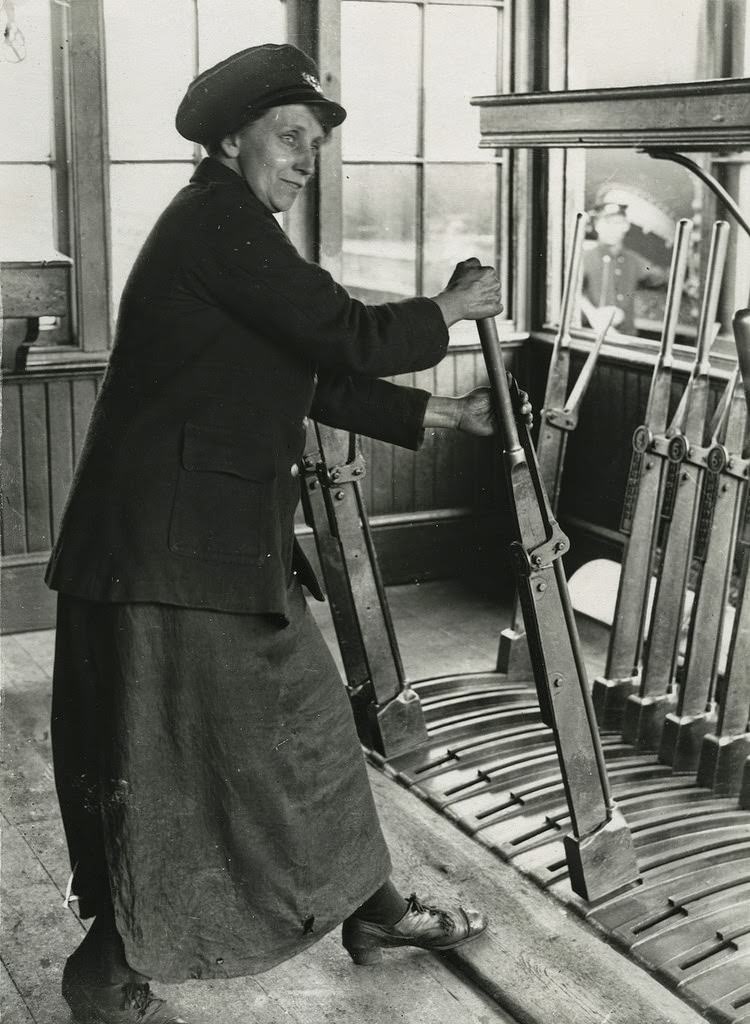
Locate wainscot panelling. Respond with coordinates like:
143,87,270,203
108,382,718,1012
1,368,106,633
1,371,105,557
2,344,523,633
528,338,730,570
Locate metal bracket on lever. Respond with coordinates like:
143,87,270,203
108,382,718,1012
543,310,614,435
325,453,367,486
512,524,570,575
299,422,428,758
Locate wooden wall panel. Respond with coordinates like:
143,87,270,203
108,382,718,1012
548,348,652,532
390,372,417,515
1,346,524,632
21,383,52,554
71,377,99,464
454,352,482,508
1,384,26,556
1,372,103,561
529,340,730,542
366,437,393,516
414,366,438,511
2,370,106,632
340,348,511,517
433,357,459,510
47,380,75,545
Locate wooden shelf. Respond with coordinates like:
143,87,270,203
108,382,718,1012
1,253,73,372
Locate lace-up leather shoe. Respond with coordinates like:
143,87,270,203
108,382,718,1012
342,892,488,965
62,953,188,1024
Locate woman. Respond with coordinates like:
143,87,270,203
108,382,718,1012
48,43,516,1024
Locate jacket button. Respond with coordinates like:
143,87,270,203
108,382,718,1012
290,463,300,478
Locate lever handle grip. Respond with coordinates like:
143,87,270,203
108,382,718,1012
660,217,693,365
695,221,730,368
734,307,750,414
557,211,587,347
477,318,520,452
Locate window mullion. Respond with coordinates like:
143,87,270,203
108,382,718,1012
416,2,426,295
50,0,71,258
317,0,344,278
68,0,111,352
497,3,511,319
192,0,202,166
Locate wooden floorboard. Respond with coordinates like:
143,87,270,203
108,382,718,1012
1,635,51,691
368,767,708,1024
0,580,710,1023
0,590,517,1024
0,961,35,1024
157,929,509,1024
1,817,86,1024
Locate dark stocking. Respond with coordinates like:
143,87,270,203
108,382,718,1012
73,900,146,985
352,878,408,926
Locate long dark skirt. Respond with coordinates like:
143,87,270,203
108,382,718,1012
51,584,391,981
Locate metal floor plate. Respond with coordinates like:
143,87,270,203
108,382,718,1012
372,672,750,1024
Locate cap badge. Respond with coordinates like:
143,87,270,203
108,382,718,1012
302,71,324,94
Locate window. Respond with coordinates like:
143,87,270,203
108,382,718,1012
565,0,727,91
1,0,57,257
5,0,516,365
1,0,71,349
544,0,749,356
1,0,286,366
339,0,509,345
104,0,286,313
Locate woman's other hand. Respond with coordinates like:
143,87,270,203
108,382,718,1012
423,381,532,436
457,382,532,436
431,258,503,327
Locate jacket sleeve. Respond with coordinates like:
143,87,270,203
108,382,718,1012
311,374,430,450
192,198,450,378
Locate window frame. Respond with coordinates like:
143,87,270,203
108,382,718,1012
329,0,523,345
479,0,750,371
12,0,527,371
18,0,294,372
11,0,113,371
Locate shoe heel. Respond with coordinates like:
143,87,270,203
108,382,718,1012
346,946,383,966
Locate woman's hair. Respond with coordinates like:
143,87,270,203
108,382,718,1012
205,108,266,156
205,106,332,156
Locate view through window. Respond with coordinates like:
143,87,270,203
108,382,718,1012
340,0,507,344
104,0,286,313
553,0,749,349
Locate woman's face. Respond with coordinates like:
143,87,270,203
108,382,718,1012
234,104,326,213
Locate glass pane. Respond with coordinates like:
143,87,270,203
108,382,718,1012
197,0,285,70
730,162,750,323
567,0,733,89
555,150,738,345
424,5,500,160
109,163,192,313
341,1,420,160
0,165,54,258
0,0,52,160
423,164,497,299
342,164,417,301
104,0,195,160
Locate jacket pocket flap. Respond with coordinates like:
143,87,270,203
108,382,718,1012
181,423,275,481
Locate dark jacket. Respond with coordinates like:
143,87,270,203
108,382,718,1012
46,159,449,616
